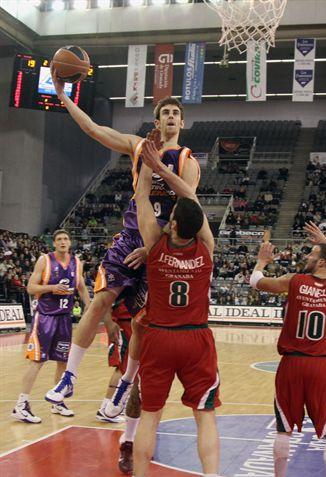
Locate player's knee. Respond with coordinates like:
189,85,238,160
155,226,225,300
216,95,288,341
91,291,114,316
273,433,290,460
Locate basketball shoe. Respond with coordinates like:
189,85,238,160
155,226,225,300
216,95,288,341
118,441,133,475
105,378,133,418
96,408,125,423
11,401,42,424
45,371,76,403
51,402,74,417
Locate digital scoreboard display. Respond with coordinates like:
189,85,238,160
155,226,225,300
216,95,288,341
9,54,97,114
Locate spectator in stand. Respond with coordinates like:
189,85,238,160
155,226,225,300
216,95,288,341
73,301,82,322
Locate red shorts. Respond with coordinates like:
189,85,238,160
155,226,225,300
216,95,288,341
275,355,326,438
139,326,221,412
108,319,132,374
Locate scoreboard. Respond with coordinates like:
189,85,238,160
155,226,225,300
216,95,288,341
9,54,97,114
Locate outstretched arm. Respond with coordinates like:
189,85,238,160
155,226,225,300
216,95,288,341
134,161,162,250
51,66,139,155
141,140,214,257
250,242,294,294
304,221,326,245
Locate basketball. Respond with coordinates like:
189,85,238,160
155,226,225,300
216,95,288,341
52,45,90,83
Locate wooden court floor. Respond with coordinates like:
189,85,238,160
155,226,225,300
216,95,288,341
0,326,323,477
0,325,281,455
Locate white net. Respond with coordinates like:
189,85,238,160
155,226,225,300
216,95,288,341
203,0,288,54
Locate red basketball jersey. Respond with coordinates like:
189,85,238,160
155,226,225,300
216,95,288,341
146,233,212,327
112,301,131,322
278,274,326,356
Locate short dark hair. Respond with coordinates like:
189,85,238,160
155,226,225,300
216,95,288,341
154,97,184,120
172,198,204,239
317,243,326,261
53,229,70,241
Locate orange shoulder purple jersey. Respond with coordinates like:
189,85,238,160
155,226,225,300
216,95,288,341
123,140,200,231
35,253,80,315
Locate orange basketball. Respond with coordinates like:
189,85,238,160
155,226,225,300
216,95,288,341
52,45,90,83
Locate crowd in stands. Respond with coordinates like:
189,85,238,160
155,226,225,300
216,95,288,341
212,240,311,307
220,167,289,229
0,231,49,316
1,224,314,322
305,160,326,188
64,170,131,235
293,161,326,234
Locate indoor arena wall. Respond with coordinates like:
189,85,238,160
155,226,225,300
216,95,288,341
41,97,112,232
0,56,45,235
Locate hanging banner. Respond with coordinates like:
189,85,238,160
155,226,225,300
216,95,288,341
125,45,147,108
182,42,206,104
153,44,174,105
293,38,315,102
246,41,266,101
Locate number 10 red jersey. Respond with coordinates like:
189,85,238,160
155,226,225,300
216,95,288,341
278,273,326,356
146,233,213,327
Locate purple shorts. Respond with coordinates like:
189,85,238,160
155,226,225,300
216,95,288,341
94,228,147,316
26,311,72,362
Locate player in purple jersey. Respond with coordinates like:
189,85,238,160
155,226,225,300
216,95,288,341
46,67,200,406
11,230,90,424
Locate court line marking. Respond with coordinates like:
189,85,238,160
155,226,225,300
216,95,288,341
0,424,201,476
251,361,279,374
157,431,264,442
0,425,73,458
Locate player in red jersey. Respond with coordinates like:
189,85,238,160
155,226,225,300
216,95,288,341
250,229,326,477
131,140,223,477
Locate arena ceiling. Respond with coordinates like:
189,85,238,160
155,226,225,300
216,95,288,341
0,2,326,100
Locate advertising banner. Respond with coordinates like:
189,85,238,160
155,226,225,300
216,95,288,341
182,42,206,104
246,41,266,101
0,304,26,329
125,45,147,108
209,305,283,324
293,38,315,102
219,229,265,240
153,44,174,105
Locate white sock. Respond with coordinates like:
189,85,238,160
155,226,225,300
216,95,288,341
123,416,140,442
273,433,290,477
66,344,87,377
17,393,29,405
122,357,139,383
100,398,109,410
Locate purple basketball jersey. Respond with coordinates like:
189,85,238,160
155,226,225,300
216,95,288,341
36,253,79,315
123,145,193,231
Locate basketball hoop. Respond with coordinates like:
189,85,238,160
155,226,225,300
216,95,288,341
203,0,288,54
